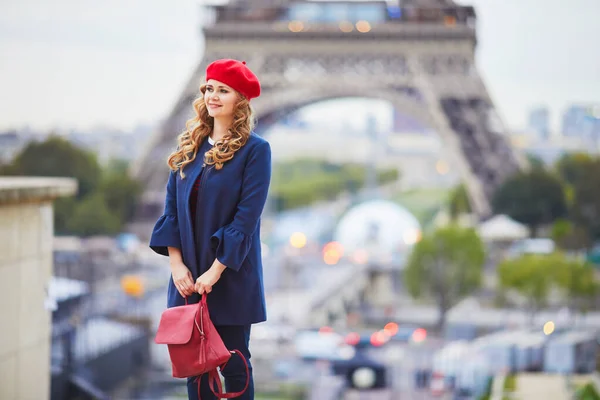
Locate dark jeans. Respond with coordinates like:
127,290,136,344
186,325,253,400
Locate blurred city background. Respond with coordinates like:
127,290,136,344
1,0,600,399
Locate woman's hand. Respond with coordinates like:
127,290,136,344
195,259,227,295
170,261,196,297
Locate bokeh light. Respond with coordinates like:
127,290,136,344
543,321,555,335
121,275,144,298
355,20,371,33
289,232,307,248
345,332,361,346
339,21,353,32
384,322,399,336
323,241,344,265
288,21,304,32
412,328,427,343
436,160,449,175
319,326,334,335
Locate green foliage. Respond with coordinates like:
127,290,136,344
555,152,595,187
551,219,571,240
553,257,599,312
0,162,17,175
448,183,471,219
66,193,121,237
492,169,568,236
404,225,485,329
499,254,560,313
100,170,143,223
551,153,600,242
271,158,399,211
570,159,600,241
503,374,517,392
526,153,545,170
103,158,131,176
391,187,451,228
3,135,142,236
9,135,101,199
577,382,600,400
551,219,592,251
54,197,78,235
499,253,599,315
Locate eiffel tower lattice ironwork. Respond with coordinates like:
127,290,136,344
131,0,525,233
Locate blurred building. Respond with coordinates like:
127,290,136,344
527,106,550,141
51,235,157,399
561,104,600,139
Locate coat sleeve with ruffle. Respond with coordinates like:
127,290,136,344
149,170,181,256
211,141,272,272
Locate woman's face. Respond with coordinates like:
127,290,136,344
204,79,238,120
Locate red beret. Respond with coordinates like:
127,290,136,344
206,59,261,101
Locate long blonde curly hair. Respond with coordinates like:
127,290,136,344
167,83,255,178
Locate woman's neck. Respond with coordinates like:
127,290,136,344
211,118,231,142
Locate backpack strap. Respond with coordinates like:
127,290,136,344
209,350,250,398
195,371,224,400
194,350,250,399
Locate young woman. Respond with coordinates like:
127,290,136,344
149,59,271,399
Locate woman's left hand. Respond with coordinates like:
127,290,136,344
195,260,227,294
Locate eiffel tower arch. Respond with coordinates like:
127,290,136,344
131,0,525,235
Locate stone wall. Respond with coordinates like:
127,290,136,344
0,177,76,400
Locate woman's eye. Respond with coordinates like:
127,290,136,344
220,90,228,94
206,87,213,92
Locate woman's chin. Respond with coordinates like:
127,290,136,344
208,111,232,120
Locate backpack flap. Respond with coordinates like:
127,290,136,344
155,303,198,345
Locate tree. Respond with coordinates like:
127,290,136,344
404,225,485,331
553,257,598,316
498,254,558,321
9,135,101,199
492,169,568,237
448,183,471,219
99,172,142,223
66,193,121,237
570,159,600,242
54,197,78,235
0,162,17,175
555,152,595,187
526,153,545,170
499,253,599,322
551,219,592,251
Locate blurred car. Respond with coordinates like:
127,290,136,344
294,329,356,361
344,325,425,349
330,351,388,390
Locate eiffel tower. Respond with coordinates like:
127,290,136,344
131,0,524,234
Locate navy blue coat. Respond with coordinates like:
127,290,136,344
149,133,271,325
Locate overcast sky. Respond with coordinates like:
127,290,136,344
0,0,598,132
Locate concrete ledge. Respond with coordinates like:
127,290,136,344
0,177,77,205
